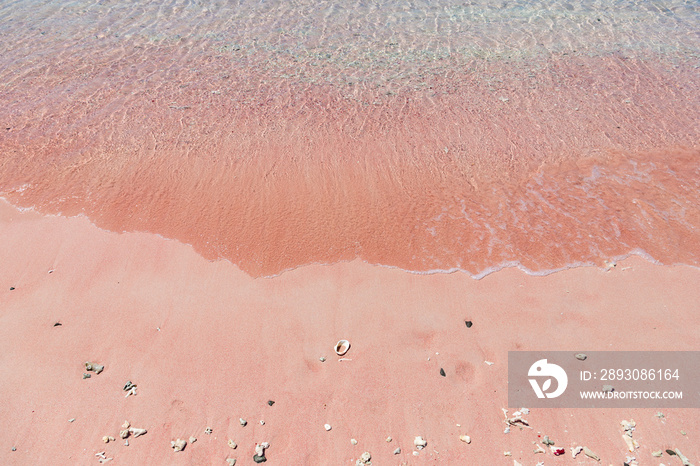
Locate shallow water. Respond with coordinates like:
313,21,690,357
0,0,698,277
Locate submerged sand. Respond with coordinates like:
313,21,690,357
1,199,698,464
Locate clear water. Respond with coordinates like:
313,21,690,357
1,0,698,277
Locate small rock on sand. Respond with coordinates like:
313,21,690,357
394,447,401,454
459,435,471,444
355,452,371,465
171,439,186,452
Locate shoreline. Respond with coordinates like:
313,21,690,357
0,197,685,283
1,197,698,464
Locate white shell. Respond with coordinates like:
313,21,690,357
324,424,332,431
334,340,350,356
414,436,427,449
171,439,186,452
129,428,147,438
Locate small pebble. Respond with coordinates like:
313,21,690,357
575,353,587,361
393,447,401,455
319,357,326,362
189,436,197,444
386,436,392,442
83,373,91,379
12,447,16,452
260,420,265,425
226,459,236,466
204,427,213,434
324,424,332,431
68,418,75,423
239,418,247,426
459,435,471,444
267,400,275,406
440,368,446,377
228,439,237,449
10,287,15,291
465,320,472,328
351,438,358,445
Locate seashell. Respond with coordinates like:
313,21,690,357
459,435,471,444
171,439,186,452
228,439,237,449
119,430,129,439
334,340,350,356
129,428,147,438
324,424,332,431
356,451,371,464
255,442,269,456
240,418,247,426
583,446,599,461
414,436,427,449
85,362,104,374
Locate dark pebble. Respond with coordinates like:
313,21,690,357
253,454,267,463
666,450,676,456
267,400,275,406
465,321,472,328
12,447,16,451
440,368,446,377
53,322,62,327
10,287,15,291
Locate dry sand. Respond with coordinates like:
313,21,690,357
1,198,698,464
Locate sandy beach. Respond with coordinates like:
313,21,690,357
1,1,699,464
1,199,698,464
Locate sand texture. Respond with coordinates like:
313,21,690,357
1,200,698,464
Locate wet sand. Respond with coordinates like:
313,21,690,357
1,199,698,464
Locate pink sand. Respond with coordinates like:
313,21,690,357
1,199,698,464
